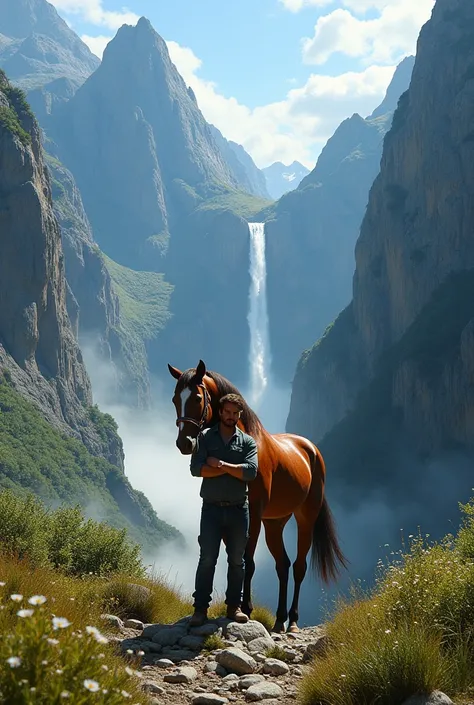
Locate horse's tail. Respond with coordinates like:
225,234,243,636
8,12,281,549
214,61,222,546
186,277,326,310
311,495,348,583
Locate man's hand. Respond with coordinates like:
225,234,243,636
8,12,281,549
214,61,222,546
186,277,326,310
206,457,222,468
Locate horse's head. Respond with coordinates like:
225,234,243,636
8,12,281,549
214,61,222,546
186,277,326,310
168,359,213,455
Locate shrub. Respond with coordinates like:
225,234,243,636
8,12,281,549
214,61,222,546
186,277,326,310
203,634,225,652
100,575,191,625
265,645,292,662
0,491,144,578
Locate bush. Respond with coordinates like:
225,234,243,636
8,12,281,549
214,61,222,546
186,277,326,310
203,633,225,652
100,575,191,625
265,645,292,662
0,586,146,704
0,491,144,578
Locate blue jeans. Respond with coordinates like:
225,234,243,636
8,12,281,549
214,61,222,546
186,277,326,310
193,501,250,610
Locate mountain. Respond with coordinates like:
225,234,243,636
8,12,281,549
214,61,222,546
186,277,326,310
287,0,474,507
49,17,241,271
0,70,178,549
209,124,271,199
262,56,415,381
262,161,310,199
0,0,99,95
46,17,270,385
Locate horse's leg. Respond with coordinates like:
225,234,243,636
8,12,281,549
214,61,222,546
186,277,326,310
287,508,314,633
262,515,292,633
241,503,262,617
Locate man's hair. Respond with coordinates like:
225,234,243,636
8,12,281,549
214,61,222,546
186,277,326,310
219,393,245,411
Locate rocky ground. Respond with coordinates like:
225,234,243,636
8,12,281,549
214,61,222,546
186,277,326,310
103,613,328,705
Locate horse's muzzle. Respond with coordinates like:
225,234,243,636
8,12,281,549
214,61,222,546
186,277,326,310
176,435,196,455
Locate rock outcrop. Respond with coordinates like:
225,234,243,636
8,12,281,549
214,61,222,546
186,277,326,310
0,71,179,548
264,57,414,380
287,0,474,491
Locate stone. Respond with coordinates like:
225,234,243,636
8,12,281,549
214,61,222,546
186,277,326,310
216,648,257,675
163,666,198,684
225,621,269,644
253,653,267,663
293,668,303,676
191,623,222,637
239,675,265,690
142,624,164,639
222,674,239,683
124,618,144,630
161,649,196,662
180,635,205,651
263,659,289,676
286,633,298,640
204,661,219,673
153,658,175,668
142,681,165,695
100,614,124,629
192,695,229,705
302,636,329,662
152,626,187,646
245,682,284,701
401,693,454,705
247,637,275,654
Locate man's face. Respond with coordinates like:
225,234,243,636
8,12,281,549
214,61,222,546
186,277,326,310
219,402,241,428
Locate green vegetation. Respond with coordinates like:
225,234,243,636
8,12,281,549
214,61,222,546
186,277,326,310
0,491,143,578
320,270,474,485
300,496,474,704
102,254,173,341
0,70,33,147
203,633,226,652
195,183,273,220
265,644,292,662
0,372,178,551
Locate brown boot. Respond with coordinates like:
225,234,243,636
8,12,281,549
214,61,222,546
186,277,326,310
226,606,249,623
189,609,208,627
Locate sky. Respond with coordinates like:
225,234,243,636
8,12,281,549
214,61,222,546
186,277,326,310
49,0,435,169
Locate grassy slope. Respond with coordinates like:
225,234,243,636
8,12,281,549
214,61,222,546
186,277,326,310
195,184,273,221
0,374,178,550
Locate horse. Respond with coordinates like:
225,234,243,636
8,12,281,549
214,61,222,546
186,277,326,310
168,359,348,633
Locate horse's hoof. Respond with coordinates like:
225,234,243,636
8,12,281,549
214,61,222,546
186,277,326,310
272,621,286,634
287,623,299,633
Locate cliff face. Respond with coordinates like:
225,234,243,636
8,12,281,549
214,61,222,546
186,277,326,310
0,72,179,548
0,71,92,437
264,57,414,382
287,0,474,477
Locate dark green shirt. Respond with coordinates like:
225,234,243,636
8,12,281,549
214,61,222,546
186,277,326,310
190,425,258,503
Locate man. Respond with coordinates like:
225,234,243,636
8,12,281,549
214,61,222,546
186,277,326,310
189,393,258,627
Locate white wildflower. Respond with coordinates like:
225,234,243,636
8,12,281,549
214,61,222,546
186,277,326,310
52,617,71,630
10,594,23,602
7,656,21,668
28,595,47,606
83,679,100,692
17,609,34,618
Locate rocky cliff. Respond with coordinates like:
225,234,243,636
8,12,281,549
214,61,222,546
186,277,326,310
287,0,474,497
263,57,414,381
0,71,179,548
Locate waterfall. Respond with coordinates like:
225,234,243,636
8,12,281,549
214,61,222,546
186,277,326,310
247,222,270,409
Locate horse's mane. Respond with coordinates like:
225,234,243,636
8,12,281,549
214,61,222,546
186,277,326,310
179,368,264,439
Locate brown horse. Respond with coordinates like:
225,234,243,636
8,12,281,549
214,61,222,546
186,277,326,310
168,359,348,632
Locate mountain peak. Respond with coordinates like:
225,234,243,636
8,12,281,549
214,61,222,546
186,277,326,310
369,55,415,119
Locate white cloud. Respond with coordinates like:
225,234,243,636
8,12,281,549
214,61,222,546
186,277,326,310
281,0,418,13
81,34,112,58
166,39,395,168
302,0,435,65
51,0,139,30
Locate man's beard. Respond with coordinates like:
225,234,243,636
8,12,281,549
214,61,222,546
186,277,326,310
222,418,237,427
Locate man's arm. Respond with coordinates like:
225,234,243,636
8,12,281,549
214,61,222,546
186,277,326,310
190,432,227,478
208,437,258,482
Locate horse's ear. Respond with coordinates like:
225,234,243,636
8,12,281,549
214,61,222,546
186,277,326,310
195,359,206,382
168,363,182,380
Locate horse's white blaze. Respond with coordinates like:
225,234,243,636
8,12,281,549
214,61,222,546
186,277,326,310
180,388,191,417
